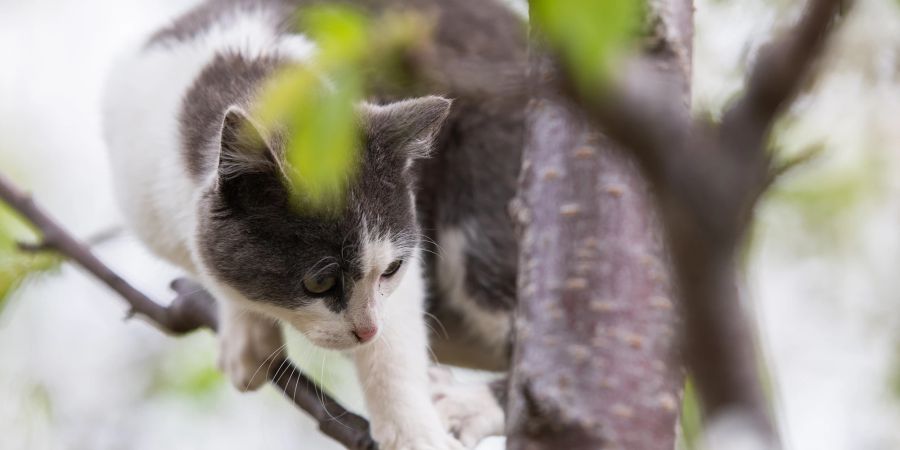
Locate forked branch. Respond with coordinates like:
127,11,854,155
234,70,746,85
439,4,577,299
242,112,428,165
554,0,846,445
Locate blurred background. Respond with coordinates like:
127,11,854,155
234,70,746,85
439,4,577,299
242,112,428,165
0,0,899,449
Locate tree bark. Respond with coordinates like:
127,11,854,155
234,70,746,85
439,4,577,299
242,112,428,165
505,2,693,449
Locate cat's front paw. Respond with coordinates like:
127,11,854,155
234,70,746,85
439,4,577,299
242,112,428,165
217,311,285,392
373,426,466,450
430,367,505,448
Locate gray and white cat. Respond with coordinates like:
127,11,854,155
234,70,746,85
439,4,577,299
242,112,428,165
102,0,525,448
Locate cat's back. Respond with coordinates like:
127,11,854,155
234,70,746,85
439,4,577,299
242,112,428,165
101,0,310,267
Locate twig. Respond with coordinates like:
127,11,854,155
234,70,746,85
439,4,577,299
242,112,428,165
722,0,845,142
84,225,125,247
767,142,826,186
0,172,376,450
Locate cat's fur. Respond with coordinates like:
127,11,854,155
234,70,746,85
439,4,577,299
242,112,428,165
102,0,525,448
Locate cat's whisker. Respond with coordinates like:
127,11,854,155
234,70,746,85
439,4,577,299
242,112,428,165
271,356,292,390
290,359,301,413
316,350,326,406
244,342,288,391
281,362,295,408
408,232,444,252
379,325,397,353
425,344,440,367
415,246,441,258
417,233,444,251
315,350,351,428
393,232,445,261
423,311,449,339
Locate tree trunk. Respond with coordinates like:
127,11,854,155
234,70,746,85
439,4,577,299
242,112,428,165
506,2,693,448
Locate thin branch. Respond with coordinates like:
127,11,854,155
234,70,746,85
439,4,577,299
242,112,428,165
84,225,125,247
723,0,846,140
19,226,122,254
767,142,826,186
717,0,847,205
0,172,376,450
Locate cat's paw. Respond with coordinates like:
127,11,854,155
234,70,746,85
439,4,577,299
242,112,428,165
373,426,466,450
217,312,285,392
429,367,505,448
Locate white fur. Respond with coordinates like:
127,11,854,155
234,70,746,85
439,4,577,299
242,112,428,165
216,300,286,391
352,249,464,450
437,227,512,360
429,367,505,447
103,6,461,449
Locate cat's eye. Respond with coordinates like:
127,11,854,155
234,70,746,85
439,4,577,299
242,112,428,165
382,260,403,277
302,273,337,295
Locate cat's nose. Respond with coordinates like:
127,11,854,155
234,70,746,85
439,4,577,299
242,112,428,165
352,327,379,343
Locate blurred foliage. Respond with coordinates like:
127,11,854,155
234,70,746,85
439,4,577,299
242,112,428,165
257,6,430,212
745,105,885,256
680,379,703,450
167,364,223,398
25,382,54,422
765,149,882,255
0,202,61,314
146,333,353,406
678,358,776,450
529,0,643,93
148,337,224,405
891,344,900,402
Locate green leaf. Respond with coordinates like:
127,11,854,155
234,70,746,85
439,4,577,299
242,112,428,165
168,363,223,398
302,6,368,66
0,202,61,312
530,0,643,92
680,379,704,450
147,336,224,403
256,6,369,212
256,5,429,213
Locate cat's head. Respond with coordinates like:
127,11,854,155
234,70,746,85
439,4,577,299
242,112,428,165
196,96,451,350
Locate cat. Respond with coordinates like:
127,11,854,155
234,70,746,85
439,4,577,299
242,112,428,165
102,0,525,448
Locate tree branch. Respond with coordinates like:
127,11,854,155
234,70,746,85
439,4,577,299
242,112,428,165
551,0,847,445
0,172,376,450
505,1,692,447
722,0,846,142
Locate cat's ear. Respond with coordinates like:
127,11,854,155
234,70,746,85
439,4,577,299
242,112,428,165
217,106,279,180
361,96,452,159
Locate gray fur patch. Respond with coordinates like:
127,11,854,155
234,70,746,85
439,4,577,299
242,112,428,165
180,52,281,180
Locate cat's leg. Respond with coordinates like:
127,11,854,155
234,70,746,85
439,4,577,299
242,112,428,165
217,299,286,391
429,367,506,448
352,292,464,450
